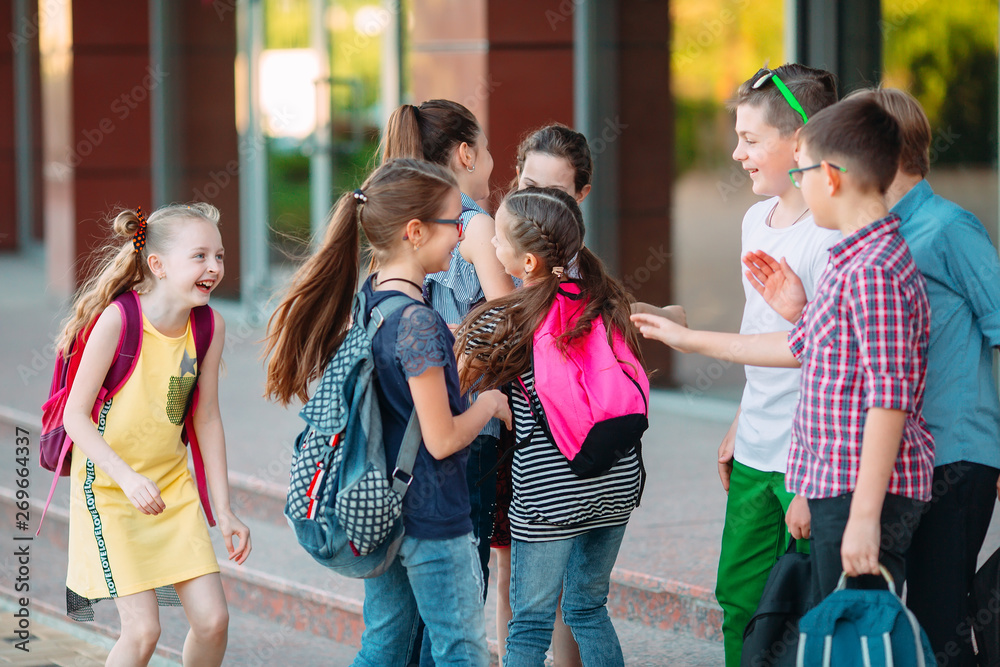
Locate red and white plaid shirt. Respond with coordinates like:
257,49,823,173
786,214,934,501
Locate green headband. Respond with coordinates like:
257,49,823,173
752,69,809,125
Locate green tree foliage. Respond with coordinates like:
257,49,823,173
882,0,998,164
671,0,784,173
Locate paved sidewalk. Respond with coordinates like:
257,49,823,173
0,595,179,667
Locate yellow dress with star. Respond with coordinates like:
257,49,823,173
65,313,219,621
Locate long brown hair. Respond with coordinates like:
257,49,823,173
380,99,482,166
455,187,641,392
509,123,594,193
55,203,221,355
264,158,458,405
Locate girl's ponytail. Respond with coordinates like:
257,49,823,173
380,104,425,162
380,100,481,167
572,246,643,362
55,204,219,355
265,158,458,406
264,193,362,406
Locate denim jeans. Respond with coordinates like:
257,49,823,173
351,533,489,667
419,435,499,665
504,524,627,667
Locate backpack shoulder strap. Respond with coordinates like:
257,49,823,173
190,305,215,367
182,305,216,528
365,293,425,499
366,294,417,338
101,291,143,401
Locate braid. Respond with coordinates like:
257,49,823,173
524,215,567,266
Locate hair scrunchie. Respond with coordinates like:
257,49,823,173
353,188,368,204
132,207,148,253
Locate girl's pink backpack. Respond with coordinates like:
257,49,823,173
38,290,215,533
520,282,649,479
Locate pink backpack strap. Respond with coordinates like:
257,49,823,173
39,292,143,534
183,305,216,526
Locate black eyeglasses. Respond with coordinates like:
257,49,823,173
788,163,848,188
427,217,464,235
752,67,809,125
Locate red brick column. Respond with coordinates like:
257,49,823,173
71,0,153,270
616,1,674,384
175,2,241,298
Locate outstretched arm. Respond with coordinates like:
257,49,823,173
742,250,808,324
630,313,799,368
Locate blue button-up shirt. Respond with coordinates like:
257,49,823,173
893,179,1000,469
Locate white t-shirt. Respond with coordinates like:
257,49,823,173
735,198,841,473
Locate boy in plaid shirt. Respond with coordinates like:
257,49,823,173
632,96,934,598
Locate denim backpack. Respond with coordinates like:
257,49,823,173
520,282,649,479
797,567,936,667
284,291,422,579
38,290,215,534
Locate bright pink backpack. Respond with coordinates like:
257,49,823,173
519,282,649,478
38,290,216,533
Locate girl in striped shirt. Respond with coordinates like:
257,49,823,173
456,187,643,667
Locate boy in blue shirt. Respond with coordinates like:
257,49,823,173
852,87,1000,666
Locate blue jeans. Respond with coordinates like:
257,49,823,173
352,533,489,667
504,524,627,667
420,435,499,665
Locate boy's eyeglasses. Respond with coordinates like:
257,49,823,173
752,68,809,125
788,163,848,188
428,218,465,235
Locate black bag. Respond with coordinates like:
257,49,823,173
741,539,814,667
972,546,1000,666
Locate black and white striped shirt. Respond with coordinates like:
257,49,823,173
507,369,641,542
466,307,642,541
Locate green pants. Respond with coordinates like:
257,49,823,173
716,460,802,667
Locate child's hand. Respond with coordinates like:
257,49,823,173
717,424,736,493
630,313,693,351
481,389,512,430
840,514,881,577
631,302,687,328
120,472,166,515
742,250,807,323
218,511,252,565
785,495,811,540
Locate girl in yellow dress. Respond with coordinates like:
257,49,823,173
58,203,251,666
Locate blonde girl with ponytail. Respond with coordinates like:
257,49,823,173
58,203,250,666
265,159,510,666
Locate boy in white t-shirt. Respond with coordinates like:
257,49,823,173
716,64,840,667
